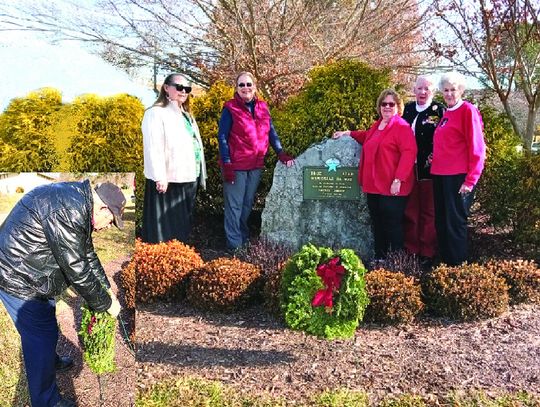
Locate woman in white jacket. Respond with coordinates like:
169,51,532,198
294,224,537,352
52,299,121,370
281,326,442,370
141,73,207,243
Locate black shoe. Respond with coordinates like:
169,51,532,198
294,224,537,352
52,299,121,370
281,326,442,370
54,398,77,407
55,356,74,372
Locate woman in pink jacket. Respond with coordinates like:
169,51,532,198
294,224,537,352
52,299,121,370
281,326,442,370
431,72,486,266
334,89,417,259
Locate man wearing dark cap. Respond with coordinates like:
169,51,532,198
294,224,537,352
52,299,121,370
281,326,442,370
0,180,126,407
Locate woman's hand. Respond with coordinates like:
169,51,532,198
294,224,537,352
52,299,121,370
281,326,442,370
459,184,472,194
390,179,401,196
332,130,350,139
156,180,168,194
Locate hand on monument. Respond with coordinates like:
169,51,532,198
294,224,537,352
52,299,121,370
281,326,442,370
332,131,349,139
278,151,295,167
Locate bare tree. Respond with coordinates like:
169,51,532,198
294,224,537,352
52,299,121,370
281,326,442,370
0,0,435,104
432,0,540,149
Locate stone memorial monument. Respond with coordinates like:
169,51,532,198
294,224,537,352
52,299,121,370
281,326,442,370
261,137,373,260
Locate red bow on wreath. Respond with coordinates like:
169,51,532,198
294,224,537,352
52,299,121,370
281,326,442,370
311,256,346,311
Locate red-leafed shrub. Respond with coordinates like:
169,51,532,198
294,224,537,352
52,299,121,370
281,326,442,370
134,239,204,304
423,263,509,321
485,259,540,304
187,257,262,311
120,259,136,309
365,269,424,324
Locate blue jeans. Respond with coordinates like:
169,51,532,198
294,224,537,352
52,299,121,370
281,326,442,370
223,169,262,249
0,289,62,407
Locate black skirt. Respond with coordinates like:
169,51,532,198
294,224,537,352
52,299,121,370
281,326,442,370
141,178,197,244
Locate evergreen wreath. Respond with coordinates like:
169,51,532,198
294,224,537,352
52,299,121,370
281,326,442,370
79,304,117,374
280,243,369,339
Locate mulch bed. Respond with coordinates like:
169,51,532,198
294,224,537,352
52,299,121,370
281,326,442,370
56,256,136,407
134,212,540,405
136,300,540,405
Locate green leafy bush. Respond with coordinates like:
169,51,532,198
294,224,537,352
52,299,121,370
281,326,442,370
0,88,62,171
485,259,540,304
475,105,540,250
280,243,369,339
365,269,424,324
67,93,144,172
134,239,204,304
423,263,509,321
79,304,116,375
187,257,263,311
191,81,235,214
272,60,392,158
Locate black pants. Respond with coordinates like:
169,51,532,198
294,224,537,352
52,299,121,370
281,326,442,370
366,193,408,258
141,178,198,244
432,174,475,266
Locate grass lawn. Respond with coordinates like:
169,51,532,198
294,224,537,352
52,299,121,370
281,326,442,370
0,187,134,406
136,377,540,407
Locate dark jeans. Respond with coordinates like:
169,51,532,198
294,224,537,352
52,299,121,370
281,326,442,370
366,193,408,258
223,169,262,250
432,174,475,266
0,289,62,407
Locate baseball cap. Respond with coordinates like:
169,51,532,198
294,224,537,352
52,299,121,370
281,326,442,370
94,182,127,229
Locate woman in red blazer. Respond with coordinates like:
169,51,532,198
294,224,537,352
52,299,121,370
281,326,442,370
333,89,417,259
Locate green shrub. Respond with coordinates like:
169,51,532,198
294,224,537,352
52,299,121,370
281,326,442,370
191,81,235,214
134,239,204,304
281,244,369,339
272,60,392,157
0,88,62,171
187,257,263,311
423,263,509,321
364,269,424,324
485,259,540,304
67,93,144,172
475,105,540,249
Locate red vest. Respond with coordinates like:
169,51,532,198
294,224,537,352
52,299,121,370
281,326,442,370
224,93,271,170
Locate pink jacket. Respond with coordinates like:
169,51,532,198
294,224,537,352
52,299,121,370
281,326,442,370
431,101,486,188
350,115,417,196
224,94,272,170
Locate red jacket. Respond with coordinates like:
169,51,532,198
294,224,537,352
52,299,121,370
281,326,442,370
350,115,417,196
223,94,272,170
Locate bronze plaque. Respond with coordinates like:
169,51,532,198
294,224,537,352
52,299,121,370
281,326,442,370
303,167,361,200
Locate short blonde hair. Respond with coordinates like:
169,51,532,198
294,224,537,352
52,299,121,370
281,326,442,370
439,71,466,92
376,89,404,116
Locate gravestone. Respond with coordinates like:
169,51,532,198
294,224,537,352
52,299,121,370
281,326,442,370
261,137,374,260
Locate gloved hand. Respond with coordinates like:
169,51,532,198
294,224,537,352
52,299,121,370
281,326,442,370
106,289,121,318
278,151,294,165
222,163,236,183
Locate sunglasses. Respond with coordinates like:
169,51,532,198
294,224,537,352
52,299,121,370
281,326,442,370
380,102,396,108
237,82,253,88
169,83,192,93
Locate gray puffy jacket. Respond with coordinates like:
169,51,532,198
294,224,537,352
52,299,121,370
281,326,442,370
0,180,112,311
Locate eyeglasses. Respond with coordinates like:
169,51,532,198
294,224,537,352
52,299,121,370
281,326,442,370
169,83,192,93
380,102,396,108
237,82,253,88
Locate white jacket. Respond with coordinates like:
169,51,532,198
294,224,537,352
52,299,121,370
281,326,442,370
142,102,207,188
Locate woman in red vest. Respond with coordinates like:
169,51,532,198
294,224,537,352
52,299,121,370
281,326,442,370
218,72,294,251
333,89,417,260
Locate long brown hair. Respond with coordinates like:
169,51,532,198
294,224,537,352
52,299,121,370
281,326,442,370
152,73,191,113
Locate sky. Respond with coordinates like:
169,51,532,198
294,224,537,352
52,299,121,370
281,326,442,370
0,30,157,112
